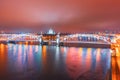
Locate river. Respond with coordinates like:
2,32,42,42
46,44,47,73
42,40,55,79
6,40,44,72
0,43,111,80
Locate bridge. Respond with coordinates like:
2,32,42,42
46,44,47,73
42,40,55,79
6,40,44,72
0,32,120,56
0,33,119,43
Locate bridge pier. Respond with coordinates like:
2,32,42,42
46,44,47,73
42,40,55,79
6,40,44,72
56,33,60,46
39,33,43,44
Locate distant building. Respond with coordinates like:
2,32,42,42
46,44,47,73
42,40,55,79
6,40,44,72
47,28,55,34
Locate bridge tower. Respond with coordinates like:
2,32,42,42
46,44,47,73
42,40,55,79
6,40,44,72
39,32,43,44
56,33,60,45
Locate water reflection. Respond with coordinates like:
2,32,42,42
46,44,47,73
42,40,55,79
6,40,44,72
65,47,111,80
111,46,120,80
0,44,8,76
112,57,120,80
0,43,111,80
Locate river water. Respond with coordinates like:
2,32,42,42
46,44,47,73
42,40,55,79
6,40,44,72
0,43,111,80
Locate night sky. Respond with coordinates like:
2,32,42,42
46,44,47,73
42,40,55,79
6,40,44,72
0,0,120,32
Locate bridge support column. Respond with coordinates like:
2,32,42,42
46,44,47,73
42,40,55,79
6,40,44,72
56,33,60,46
39,32,43,44
7,37,10,43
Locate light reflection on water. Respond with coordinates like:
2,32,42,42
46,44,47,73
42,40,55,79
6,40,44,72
111,47,120,80
0,43,111,80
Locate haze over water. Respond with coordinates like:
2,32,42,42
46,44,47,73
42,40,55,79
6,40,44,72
0,43,111,80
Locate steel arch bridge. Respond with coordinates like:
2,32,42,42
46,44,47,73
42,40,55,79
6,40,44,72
0,33,41,42
60,33,118,44
0,33,120,45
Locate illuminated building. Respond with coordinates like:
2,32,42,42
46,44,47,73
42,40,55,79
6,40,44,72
47,28,55,34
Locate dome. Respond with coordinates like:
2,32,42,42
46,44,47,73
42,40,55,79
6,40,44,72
47,28,55,34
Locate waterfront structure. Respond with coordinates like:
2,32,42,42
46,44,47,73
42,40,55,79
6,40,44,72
0,29,120,56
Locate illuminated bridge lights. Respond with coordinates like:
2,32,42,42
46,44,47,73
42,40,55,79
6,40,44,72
0,33,119,44
0,33,120,57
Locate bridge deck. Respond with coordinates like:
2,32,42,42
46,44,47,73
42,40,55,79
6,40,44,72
0,40,111,48
60,41,111,45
